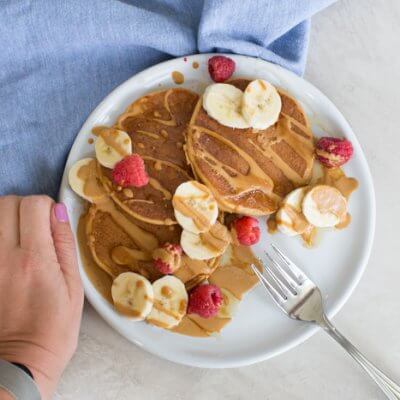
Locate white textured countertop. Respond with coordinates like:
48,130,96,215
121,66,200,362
55,1,400,398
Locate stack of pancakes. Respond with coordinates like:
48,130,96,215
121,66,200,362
81,80,314,334
186,79,314,215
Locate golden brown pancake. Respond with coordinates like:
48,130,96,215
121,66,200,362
84,199,220,289
98,157,191,225
97,88,199,225
185,79,315,215
83,89,221,291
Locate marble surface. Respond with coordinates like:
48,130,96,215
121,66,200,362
55,1,400,398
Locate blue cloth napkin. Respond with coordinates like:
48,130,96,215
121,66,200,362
0,0,335,197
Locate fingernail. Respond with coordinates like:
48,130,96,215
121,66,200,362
54,202,69,222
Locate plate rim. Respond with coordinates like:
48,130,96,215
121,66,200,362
59,53,376,368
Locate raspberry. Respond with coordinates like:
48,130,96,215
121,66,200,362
315,137,354,168
234,216,260,246
188,284,223,318
153,243,182,274
208,55,235,83
112,154,149,188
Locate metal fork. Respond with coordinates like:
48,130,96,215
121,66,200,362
252,244,400,399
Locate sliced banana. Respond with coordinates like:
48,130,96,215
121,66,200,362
95,128,132,169
218,288,240,319
68,158,106,203
181,222,231,260
111,272,154,321
276,187,309,236
203,83,250,129
242,79,282,130
302,185,347,228
146,276,188,329
173,180,218,234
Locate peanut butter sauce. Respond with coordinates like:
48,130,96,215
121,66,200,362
172,71,184,84
199,222,230,253
77,160,106,199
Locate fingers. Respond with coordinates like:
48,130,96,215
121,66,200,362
19,196,55,254
0,195,21,248
50,203,83,299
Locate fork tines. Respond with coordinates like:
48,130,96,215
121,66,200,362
251,244,306,302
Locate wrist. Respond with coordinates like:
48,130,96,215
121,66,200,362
0,345,63,400
0,388,14,400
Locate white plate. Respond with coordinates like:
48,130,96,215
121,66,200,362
59,54,375,368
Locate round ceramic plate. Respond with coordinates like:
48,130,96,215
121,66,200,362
59,54,375,368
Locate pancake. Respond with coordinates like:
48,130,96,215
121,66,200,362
98,157,191,225
84,88,220,291
85,198,219,289
185,79,315,215
97,88,199,225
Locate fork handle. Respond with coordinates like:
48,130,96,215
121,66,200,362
319,316,400,400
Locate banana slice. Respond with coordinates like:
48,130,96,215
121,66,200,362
95,128,132,169
218,288,240,319
276,187,309,236
203,83,250,129
302,185,347,228
146,276,188,329
242,79,282,130
68,158,106,203
173,180,218,234
111,272,154,321
181,222,231,260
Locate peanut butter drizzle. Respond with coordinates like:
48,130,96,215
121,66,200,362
161,286,173,298
301,225,317,247
267,215,278,234
208,242,260,300
336,213,351,229
172,314,231,337
111,246,152,265
319,167,359,200
152,301,181,319
92,126,131,156
114,304,141,318
186,89,315,213
199,223,231,253
172,71,184,84
77,160,106,199
100,129,130,157
278,203,310,234
96,198,158,252
160,129,168,139
91,125,110,136
172,184,212,232
122,188,134,198
174,256,214,283
136,130,160,140
148,177,172,200
192,125,277,195
173,196,210,231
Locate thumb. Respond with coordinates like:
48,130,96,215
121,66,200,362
51,202,83,298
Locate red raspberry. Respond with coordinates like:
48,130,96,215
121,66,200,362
112,154,149,187
153,243,183,274
234,216,260,246
208,55,235,83
188,284,223,318
315,137,354,168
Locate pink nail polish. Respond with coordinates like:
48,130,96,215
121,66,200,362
54,203,69,222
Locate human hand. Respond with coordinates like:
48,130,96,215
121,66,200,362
0,196,84,400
